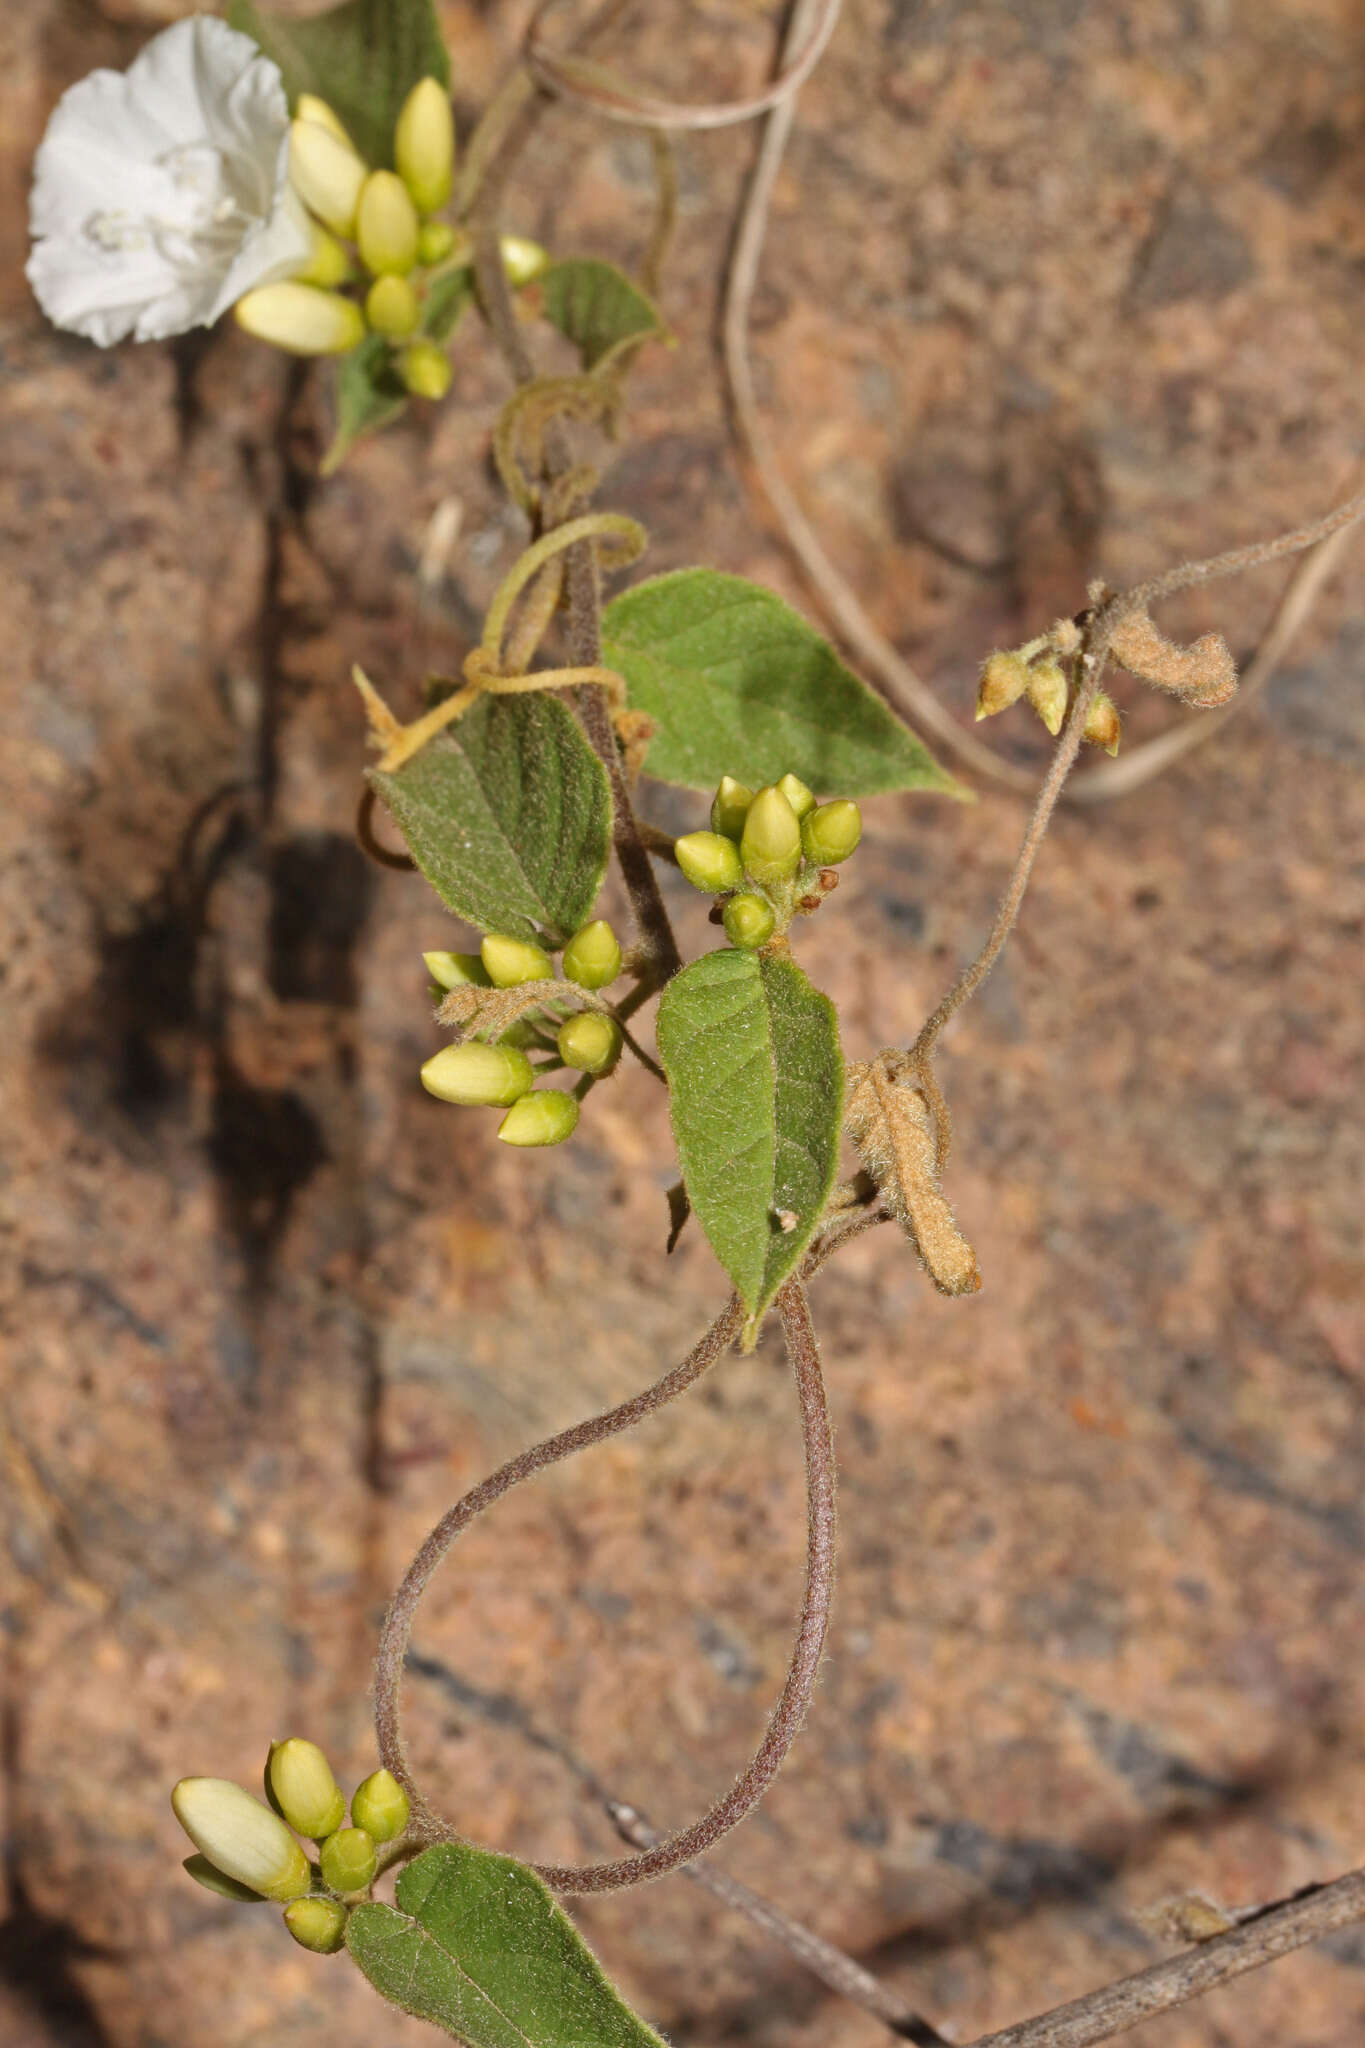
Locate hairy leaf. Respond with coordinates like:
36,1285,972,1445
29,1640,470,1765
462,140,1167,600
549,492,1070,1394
602,570,966,799
346,1842,665,2048
228,0,449,168
657,950,843,1333
369,695,611,944
322,335,408,475
538,258,668,370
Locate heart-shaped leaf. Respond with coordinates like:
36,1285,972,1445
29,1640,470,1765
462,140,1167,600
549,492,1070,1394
369,694,611,945
657,949,843,1334
346,1842,665,2048
602,569,965,799
538,258,668,370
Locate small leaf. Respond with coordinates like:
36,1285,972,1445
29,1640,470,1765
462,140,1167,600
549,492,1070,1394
538,258,668,370
346,1842,666,2048
228,0,449,169
322,335,408,474
602,570,966,799
369,694,611,945
657,950,843,1331
423,265,475,343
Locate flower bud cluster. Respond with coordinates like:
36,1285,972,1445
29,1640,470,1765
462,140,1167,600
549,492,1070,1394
420,920,626,1147
172,1741,411,1954
674,774,863,947
234,78,547,397
975,630,1121,755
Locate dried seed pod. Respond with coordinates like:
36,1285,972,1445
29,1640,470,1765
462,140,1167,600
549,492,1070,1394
1108,607,1238,708
844,1060,980,1296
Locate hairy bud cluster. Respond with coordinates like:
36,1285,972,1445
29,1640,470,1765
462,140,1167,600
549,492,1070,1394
420,917,626,1147
674,773,863,947
234,77,546,399
172,1743,410,1952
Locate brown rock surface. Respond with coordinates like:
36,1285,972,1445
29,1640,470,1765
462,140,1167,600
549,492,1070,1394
3,3,1364,2046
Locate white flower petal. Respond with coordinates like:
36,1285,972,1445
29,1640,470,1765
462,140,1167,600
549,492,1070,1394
27,232,208,347
211,180,311,323
123,17,265,149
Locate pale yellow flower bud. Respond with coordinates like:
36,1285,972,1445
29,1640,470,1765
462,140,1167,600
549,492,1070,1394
288,118,366,238
401,341,453,399
171,1778,310,1902
394,78,455,217
234,282,364,357
366,274,420,338
357,170,420,278
284,1896,348,1953
296,96,354,150
350,1768,410,1843
266,1739,345,1841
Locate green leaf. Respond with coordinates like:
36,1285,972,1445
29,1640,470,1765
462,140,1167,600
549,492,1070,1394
346,1843,665,2048
657,949,843,1332
423,266,474,343
369,695,611,946
228,0,449,168
538,258,668,370
322,335,408,475
602,569,967,799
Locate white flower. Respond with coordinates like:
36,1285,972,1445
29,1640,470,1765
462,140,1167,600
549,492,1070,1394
27,16,313,347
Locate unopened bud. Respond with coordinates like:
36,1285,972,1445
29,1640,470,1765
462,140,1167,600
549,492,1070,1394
366,273,420,338
710,775,753,841
423,949,491,991
296,219,353,288
284,1896,348,1954
481,934,554,987
1026,659,1068,737
420,1042,534,1107
498,1091,580,1147
395,78,455,216
557,1013,621,1075
417,220,462,265
349,1769,410,1844
401,341,452,400
1082,690,1121,755
562,920,622,989
675,831,743,894
357,170,420,277
267,1740,345,1841
171,1778,311,1902
289,119,366,238
234,282,365,357
500,234,549,286
723,893,776,950
976,651,1031,720
296,95,354,150
740,786,803,886
183,1854,269,1903
319,1826,377,1895
801,799,862,866
776,773,816,821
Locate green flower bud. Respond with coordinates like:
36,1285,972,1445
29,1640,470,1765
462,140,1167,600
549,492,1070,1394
395,78,456,216
366,273,420,339
171,1778,311,1902
266,1740,345,1841
561,920,622,989
284,1896,348,1954
295,219,353,288
976,651,1031,720
296,95,354,151
420,1042,534,1107
776,773,816,821
349,1769,410,1844
417,221,462,265
1026,659,1068,736
319,1826,377,1895
800,799,862,866
423,950,491,991
234,283,365,357
710,775,754,841
740,786,803,886
183,1854,269,1903
357,169,420,278
557,1013,622,1075
500,234,550,286
498,1091,580,1148
402,341,453,400
674,831,743,894
722,893,776,950
288,119,366,238
481,934,554,987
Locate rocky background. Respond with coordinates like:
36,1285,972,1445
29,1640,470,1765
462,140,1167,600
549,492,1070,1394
3,1,1364,2044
